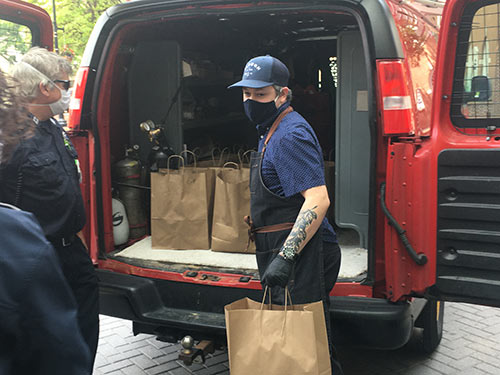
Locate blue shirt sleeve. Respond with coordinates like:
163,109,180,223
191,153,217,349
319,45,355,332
274,124,326,197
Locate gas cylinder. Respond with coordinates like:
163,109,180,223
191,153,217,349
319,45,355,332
114,148,147,239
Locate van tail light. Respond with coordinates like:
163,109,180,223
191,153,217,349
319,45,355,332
377,60,414,135
68,67,89,129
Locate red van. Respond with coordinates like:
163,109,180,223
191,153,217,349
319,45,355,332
2,0,500,359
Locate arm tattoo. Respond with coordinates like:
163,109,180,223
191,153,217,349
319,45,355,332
281,206,318,260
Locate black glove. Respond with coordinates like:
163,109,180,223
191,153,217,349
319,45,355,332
261,254,294,288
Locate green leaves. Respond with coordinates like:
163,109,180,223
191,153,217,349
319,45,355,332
0,20,32,67
26,0,122,66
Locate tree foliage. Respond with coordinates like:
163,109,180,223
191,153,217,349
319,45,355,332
0,20,33,66
26,0,122,64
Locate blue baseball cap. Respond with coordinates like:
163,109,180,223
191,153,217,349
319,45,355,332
228,55,289,89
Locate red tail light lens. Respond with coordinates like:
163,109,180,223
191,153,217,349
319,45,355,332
377,60,414,135
68,67,89,129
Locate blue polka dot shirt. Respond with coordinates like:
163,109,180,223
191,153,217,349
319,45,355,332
257,103,337,243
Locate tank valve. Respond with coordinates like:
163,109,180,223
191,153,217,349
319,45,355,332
140,120,163,144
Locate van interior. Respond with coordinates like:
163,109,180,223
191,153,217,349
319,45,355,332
97,9,371,283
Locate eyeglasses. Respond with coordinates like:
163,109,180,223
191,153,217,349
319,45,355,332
54,79,72,91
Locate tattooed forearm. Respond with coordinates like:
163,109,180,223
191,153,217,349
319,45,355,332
281,206,318,260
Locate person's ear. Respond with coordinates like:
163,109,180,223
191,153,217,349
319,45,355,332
38,81,52,97
279,87,289,104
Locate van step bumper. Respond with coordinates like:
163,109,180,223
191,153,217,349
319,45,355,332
98,270,414,349
98,270,226,332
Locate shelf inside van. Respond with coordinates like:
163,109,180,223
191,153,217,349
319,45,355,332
112,236,367,280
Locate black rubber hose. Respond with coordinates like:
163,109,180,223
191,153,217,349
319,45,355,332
380,182,428,266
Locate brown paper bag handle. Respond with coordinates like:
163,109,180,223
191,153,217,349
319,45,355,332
281,287,294,336
260,286,272,311
232,144,243,154
238,149,257,166
180,149,197,168
210,147,221,165
166,155,185,173
260,286,292,311
260,286,294,336
210,147,229,166
328,148,334,161
222,162,239,169
219,147,229,165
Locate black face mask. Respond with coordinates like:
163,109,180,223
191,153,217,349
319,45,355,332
243,98,279,124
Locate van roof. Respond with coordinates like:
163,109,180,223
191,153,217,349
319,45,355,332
83,0,406,68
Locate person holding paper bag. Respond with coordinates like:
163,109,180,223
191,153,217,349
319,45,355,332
228,55,343,374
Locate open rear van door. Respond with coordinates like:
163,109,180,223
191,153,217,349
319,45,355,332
430,0,500,307
0,0,53,63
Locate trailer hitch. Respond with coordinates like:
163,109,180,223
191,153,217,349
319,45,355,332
178,336,215,366
380,183,428,266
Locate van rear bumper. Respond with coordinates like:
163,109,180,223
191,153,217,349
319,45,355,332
98,270,414,350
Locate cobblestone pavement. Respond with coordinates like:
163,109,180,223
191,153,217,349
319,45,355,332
94,302,500,375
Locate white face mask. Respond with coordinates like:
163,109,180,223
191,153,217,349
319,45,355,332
48,85,71,116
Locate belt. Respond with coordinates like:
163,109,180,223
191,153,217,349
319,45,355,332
47,234,76,248
244,215,295,250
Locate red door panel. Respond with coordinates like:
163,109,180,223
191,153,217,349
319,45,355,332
0,0,53,50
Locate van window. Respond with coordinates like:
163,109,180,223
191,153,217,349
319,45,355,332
0,19,32,69
451,1,500,127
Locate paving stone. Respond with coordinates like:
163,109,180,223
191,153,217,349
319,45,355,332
99,359,133,374
425,359,458,374
450,368,493,375
193,364,229,375
445,355,482,370
107,349,142,364
203,352,228,367
475,362,500,375
154,351,181,366
144,361,182,375
398,364,443,375
120,364,149,375
140,345,169,360
168,367,194,375
470,351,500,369
130,354,161,370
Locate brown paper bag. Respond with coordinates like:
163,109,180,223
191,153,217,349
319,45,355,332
225,291,331,375
150,165,210,249
181,150,218,234
211,166,255,253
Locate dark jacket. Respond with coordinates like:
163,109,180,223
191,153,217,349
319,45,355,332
0,203,90,375
0,117,85,239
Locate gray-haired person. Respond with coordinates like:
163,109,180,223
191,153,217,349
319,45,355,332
0,47,99,371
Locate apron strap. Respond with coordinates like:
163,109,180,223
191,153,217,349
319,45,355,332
244,215,295,250
261,106,293,154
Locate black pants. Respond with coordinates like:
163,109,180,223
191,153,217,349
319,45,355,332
323,241,344,375
53,237,99,372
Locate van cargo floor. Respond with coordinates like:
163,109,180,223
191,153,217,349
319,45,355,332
112,236,367,280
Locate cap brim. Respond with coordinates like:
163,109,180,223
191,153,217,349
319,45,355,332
227,79,274,89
